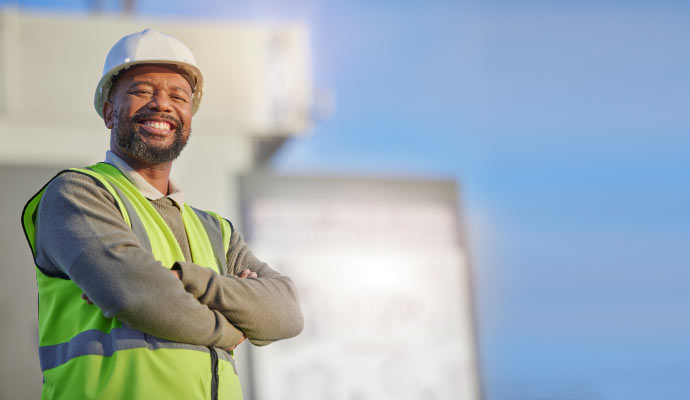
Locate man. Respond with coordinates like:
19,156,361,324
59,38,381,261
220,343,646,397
21,29,303,399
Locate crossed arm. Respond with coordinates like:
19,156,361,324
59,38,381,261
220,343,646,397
82,268,257,349
35,172,303,350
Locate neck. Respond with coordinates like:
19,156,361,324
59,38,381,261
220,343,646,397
111,146,172,195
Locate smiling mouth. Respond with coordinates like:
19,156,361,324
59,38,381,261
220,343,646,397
138,119,177,134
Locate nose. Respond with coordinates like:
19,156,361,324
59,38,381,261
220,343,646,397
147,91,173,113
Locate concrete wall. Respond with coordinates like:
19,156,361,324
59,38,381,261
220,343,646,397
0,164,67,399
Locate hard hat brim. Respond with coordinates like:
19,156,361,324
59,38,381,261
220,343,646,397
94,60,204,119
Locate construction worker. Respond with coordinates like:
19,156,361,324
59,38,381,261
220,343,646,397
21,29,303,399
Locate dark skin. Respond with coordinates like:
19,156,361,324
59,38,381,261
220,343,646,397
103,65,192,195
82,64,257,350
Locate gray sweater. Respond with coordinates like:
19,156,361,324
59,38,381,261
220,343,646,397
33,162,303,351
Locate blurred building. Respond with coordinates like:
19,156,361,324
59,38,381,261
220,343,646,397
240,173,481,399
0,8,313,216
0,8,479,400
0,8,312,399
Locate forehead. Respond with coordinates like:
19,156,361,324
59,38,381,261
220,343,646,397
112,65,193,93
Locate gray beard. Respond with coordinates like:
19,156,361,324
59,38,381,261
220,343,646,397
113,111,189,165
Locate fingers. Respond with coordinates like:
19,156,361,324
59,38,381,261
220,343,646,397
238,269,258,279
228,335,247,351
80,293,94,305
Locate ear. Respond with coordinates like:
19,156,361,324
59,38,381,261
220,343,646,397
103,101,115,129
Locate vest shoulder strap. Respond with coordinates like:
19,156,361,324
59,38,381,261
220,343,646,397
70,167,132,227
21,168,134,255
71,167,153,252
188,207,232,275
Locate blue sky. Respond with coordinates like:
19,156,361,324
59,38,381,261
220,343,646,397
4,0,690,398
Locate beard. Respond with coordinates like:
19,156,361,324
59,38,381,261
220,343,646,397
112,110,189,165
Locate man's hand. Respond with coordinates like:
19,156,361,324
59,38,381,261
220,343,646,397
228,334,246,351
80,293,94,305
237,269,257,279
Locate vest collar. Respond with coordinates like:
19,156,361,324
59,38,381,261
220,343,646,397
104,150,185,206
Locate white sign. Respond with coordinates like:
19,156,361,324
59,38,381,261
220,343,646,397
243,177,480,400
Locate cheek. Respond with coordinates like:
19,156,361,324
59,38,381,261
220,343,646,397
179,108,193,128
121,98,148,116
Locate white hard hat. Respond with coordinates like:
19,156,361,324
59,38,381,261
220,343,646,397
94,29,205,118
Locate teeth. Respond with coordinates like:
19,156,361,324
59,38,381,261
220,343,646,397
143,121,172,130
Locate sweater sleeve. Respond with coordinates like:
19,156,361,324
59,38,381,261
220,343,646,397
34,171,244,349
175,229,304,346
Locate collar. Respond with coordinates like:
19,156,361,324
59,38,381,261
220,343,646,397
104,150,185,206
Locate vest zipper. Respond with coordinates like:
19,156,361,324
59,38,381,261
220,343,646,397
209,347,219,400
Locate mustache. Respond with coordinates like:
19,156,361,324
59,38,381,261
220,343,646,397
131,111,182,130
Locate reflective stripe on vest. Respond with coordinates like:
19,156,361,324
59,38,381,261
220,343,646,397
38,326,237,374
21,163,239,400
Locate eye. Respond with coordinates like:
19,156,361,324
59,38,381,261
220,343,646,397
171,94,189,102
129,89,152,96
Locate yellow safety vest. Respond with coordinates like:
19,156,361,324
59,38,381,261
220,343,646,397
22,163,241,400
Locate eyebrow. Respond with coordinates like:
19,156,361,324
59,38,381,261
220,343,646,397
127,81,192,96
170,85,192,96
127,81,155,89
